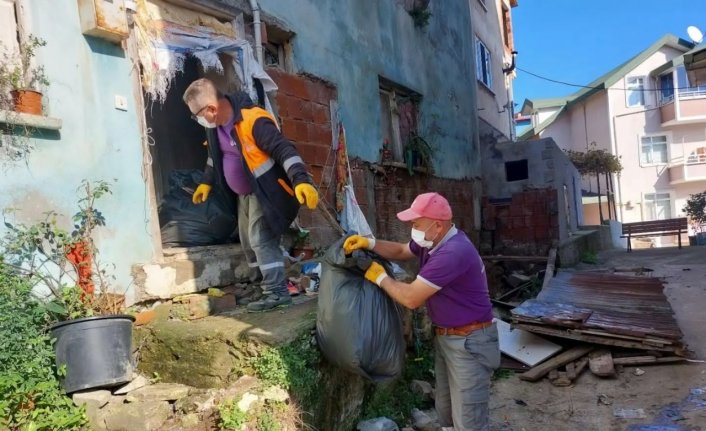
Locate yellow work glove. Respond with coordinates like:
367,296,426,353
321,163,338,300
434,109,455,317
192,184,212,204
364,261,389,287
343,235,376,254
295,183,319,210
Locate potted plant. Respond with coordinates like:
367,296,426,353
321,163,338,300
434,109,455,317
403,132,434,175
683,191,706,246
0,35,49,115
1,180,135,394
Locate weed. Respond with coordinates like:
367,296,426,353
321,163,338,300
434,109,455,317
580,251,598,265
249,334,321,413
257,407,281,431
492,368,514,381
408,7,432,28
218,399,248,430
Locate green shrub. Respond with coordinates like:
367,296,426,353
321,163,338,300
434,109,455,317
218,399,248,430
0,264,86,430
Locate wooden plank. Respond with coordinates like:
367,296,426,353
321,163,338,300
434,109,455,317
575,329,672,346
613,356,686,366
519,345,594,382
573,357,589,377
481,255,549,262
542,248,558,291
589,349,615,377
513,323,679,353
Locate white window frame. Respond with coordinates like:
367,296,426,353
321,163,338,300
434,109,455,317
641,191,673,221
639,133,670,167
626,76,646,107
475,36,492,90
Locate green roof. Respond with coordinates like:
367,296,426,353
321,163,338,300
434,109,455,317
518,34,694,141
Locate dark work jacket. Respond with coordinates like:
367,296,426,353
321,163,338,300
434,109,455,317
202,92,311,236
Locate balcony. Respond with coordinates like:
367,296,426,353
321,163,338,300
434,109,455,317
660,90,706,126
668,154,706,185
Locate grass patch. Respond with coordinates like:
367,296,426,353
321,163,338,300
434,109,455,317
492,368,514,381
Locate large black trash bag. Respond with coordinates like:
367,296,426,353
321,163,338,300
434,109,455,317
316,235,405,382
159,170,238,248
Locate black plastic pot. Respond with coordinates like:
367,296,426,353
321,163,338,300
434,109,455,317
689,236,697,246
51,314,135,394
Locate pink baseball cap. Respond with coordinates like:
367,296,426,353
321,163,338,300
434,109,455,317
397,192,453,221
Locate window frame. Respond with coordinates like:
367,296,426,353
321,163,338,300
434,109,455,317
626,76,646,107
639,133,670,167
475,36,492,90
378,80,421,164
642,191,673,221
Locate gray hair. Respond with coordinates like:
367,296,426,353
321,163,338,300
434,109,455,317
182,78,223,106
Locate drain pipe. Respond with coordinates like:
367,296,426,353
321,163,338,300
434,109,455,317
249,0,263,65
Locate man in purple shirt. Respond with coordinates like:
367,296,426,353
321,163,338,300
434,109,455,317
344,192,500,431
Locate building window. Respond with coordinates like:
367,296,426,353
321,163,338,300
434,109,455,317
501,5,513,50
626,77,645,107
476,37,492,89
505,159,528,182
379,79,420,163
659,72,674,105
640,135,668,165
643,192,671,221
676,65,706,99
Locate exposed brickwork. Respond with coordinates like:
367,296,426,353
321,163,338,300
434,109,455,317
267,68,339,246
267,69,481,253
481,188,559,255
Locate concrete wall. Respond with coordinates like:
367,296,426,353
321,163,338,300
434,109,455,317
0,0,154,304
257,0,481,180
480,137,583,251
473,0,515,143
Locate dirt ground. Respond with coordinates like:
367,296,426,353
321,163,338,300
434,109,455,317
489,245,706,431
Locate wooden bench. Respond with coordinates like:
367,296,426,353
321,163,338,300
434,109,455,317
621,218,688,252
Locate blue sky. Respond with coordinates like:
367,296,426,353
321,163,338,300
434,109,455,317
512,0,703,109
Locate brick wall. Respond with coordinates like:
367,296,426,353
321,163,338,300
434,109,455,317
267,68,481,252
481,188,559,256
266,68,340,246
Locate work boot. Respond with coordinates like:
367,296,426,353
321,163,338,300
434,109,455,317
246,294,292,312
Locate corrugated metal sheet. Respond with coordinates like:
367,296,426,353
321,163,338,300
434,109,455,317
512,272,686,353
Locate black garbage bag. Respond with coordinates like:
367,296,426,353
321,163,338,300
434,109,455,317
159,170,237,248
316,235,405,382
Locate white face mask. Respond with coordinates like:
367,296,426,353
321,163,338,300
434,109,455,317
196,115,217,129
411,224,436,248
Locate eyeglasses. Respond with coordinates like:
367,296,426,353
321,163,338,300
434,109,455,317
190,104,209,121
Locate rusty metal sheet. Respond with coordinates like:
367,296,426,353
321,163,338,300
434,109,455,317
512,272,685,346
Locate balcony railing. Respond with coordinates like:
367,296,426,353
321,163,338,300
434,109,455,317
668,154,706,185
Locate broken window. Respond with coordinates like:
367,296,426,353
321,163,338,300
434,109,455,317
379,79,420,163
505,159,528,182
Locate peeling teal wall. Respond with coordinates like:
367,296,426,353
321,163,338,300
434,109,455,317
0,0,153,303
257,0,480,179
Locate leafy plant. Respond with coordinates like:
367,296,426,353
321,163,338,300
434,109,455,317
0,263,87,430
580,251,598,265
0,35,49,92
1,179,119,319
683,191,706,231
256,407,281,431
249,334,321,412
218,399,249,430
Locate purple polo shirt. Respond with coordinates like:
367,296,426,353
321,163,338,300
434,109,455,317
409,226,493,328
217,118,252,195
